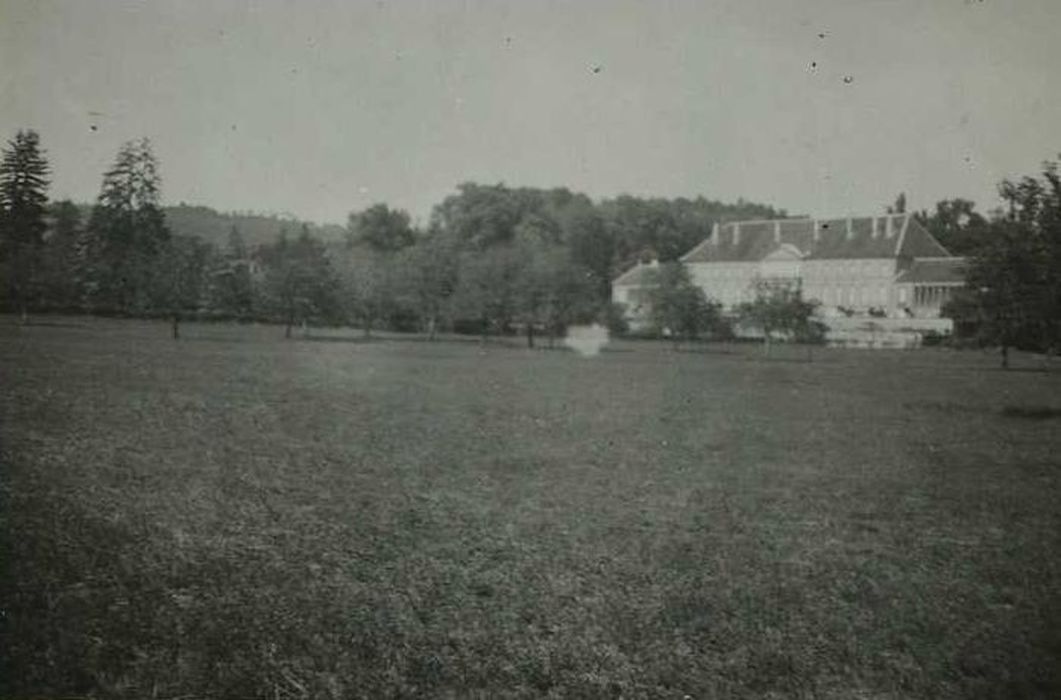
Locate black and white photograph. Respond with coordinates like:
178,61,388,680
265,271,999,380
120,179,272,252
1,1,1059,697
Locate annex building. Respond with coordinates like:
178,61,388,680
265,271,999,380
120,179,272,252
613,213,967,345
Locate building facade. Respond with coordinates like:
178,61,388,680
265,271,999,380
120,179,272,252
613,214,966,339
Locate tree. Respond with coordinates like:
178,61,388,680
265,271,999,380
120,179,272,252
646,262,724,348
739,279,824,356
559,203,613,303
335,245,401,338
339,204,421,336
396,230,460,339
947,157,1061,367
84,138,169,313
0,130,50,321
152,235,213,338
261,226,339,338
450,244,524,341
226,224,247,259
427,182,786,325
41,200,84,310
887,192,907,215
347,204,416,252
915,198,989,255
516,244,600,348
209,225,256,319
951,229,1045,368
599,194,783,273
430,183,532,250
513,243,557,348
600,197,689,269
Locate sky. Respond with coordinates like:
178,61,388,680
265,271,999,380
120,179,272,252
1,0,1059,226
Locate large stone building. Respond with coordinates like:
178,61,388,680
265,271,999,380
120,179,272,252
613,214,966,342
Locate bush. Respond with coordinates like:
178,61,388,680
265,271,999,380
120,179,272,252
602,302,629,336
452,318,490,336
921,330,949,347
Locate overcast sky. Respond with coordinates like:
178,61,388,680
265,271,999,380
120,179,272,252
2,0,1059,225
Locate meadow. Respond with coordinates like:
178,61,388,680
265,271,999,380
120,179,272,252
1,317,1059,699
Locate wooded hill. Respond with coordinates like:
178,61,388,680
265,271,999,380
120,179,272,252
69,203,347,249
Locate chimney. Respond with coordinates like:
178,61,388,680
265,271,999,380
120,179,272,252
733,223,741,246
711,222,720,245
812,219,820,243
845,217,854,240
885,215,894,238
774,220,782,244
871,217,879,238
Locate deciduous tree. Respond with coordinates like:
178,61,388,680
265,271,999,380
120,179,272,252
450,244,524,340
41,200,84,310
152,235,213,338
915,198,990,255
347,203,416,252
335,245,401,338
262,226,339,338
396,230,460,339
948,157,1061,367
515,243,597,347
647,262,725,348
739,279,824,355
209,225,256,319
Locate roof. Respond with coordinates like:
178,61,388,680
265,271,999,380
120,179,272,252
894,258,968,285
613,262,660,286
680,214,952,263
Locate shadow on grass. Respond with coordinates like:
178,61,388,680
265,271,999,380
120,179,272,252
988,366,1056,374
296,334,382,344
740,353,821,364
277,333,642,354
672,345,739,356
0,319,89,330
190,331,433,345
904,400,984,416
297,333,546,351
181,334,259,344
1000,405,1061,420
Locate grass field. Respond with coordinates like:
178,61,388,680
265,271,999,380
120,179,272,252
2,316,1059,699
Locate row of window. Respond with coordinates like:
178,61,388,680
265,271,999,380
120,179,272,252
691,261,896,281
808,286,890,307
704,284,891,307
622,282,951,310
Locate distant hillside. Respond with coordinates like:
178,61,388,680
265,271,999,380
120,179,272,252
69,203,346,249
162,204,347,248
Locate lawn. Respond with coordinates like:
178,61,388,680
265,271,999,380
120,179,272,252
1,316,1059,699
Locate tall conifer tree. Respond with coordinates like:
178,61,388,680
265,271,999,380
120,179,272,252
0,129,50,321
85,138,169,312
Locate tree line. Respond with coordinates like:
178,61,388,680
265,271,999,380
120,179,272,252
0,129,783,343
2,128,1058,360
